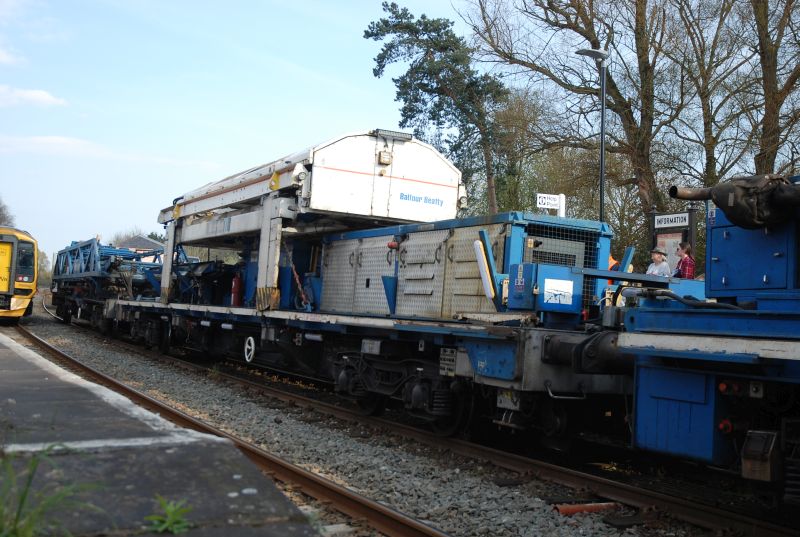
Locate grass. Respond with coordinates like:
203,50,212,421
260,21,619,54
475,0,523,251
144,495,193,534
0,446,93,537
207,364,221,380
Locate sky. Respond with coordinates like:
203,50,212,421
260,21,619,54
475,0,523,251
0,0,468,258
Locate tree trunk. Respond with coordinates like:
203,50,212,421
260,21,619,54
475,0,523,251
750,0,795,175
702,102,719,186
632,149,658,212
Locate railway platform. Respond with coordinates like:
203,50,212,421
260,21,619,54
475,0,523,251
0,330,317,536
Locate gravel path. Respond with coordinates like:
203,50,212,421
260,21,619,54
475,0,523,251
19,303,710,537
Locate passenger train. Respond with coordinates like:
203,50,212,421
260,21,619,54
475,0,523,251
0,226,38,323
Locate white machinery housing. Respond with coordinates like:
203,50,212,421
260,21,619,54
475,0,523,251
157,129,464,310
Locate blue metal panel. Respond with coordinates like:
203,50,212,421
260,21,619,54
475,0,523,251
625,346,762,364
381,275,398,314
668,278,705,299
536,265,583,314
143,269,161,293
508,263,536,310
619,246,635,273
503,224,526,273
278,265,293,309
627,307,800,340
461,341,517,380
593,231,612,299
705,202,799,301
307,276,322,311
243,261,258,307
635,365,730,463
755,293,800,311
326,212,612,243
709,225,789,292
636,280,705,309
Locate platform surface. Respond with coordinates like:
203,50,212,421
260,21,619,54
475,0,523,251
0,330,317,536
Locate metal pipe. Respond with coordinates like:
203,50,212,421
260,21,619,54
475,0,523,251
669,185,714,200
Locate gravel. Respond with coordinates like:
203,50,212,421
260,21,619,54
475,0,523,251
20,303,712,537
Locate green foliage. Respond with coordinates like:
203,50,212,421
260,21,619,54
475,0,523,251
147,231,167,243
1,448,89,536
144,495,192,534
365,2,506,131
365,2,508,212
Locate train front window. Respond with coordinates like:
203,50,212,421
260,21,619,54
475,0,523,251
17,242,34,277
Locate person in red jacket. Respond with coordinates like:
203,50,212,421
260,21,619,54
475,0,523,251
673,242,695,279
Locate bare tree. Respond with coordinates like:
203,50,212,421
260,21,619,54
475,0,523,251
38,249,52,286
746,0,800,174
663,0,758,186
493,86,549,210
107,227,145,247
466,0,688,213
0,196,15,227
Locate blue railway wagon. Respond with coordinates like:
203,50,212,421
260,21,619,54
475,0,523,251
51,238,162,328
112,208,659,437
619,175,800,504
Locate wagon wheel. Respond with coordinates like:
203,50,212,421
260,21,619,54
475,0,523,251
430,389,470,437
61,305,72,325
243,336,256,363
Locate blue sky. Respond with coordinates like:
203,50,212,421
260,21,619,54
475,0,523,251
0,0,467,258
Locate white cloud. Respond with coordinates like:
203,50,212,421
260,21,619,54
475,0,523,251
0,46,21,64
0,85,66,107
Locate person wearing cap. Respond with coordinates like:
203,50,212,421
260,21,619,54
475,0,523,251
646,247,671,277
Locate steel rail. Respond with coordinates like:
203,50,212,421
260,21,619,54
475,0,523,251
200,367,798,537
14,324,450,537
25,310,798,537
138,350,796,537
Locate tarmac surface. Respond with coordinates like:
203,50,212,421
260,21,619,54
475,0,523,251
0,329,318,536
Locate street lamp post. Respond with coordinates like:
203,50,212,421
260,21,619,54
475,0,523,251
576,48,610,223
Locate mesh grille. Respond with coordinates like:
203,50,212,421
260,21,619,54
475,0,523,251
528,250,577,267
524,224,600,310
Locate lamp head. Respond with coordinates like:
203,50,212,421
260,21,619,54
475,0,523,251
576,48,609,63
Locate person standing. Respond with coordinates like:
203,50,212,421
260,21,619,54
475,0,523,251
673,242,696,279
646,247,671,277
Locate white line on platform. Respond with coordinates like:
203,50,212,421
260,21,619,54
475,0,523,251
4,432,214,454
0,332,227,446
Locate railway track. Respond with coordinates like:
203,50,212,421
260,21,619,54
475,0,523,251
30,301,799,536
14,323,450,537
135,359,800,537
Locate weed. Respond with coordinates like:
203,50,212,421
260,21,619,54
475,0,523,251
144,495,193,534
207,364,221,380
0,446,92,536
